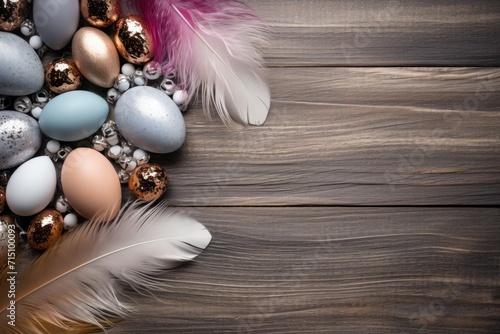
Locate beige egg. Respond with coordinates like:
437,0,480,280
72,27,120,88
27,210,63,250
61,148,122,222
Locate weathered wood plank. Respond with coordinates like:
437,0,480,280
244,0,500,66
158,67,500,206
108,207,500,333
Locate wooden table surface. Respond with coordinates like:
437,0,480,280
110,1,500,333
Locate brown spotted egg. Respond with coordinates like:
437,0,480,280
128,163,168,202
27,209,64,250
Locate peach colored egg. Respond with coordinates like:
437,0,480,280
61,148,121,222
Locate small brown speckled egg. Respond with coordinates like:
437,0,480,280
0,186,5,213
27,209,64,250
128,163,168,202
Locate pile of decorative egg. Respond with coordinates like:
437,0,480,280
0,0,188,256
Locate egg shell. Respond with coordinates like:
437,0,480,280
0,0,29,31
33,0,79,50
0,111,42,169
39,91,109,141
0,32,44,96
61,148,121,222
72,27,120,88
115,86,186,153
6,156,57,216
27,209,64,250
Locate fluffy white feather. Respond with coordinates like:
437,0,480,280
135,0,271,126
0,202,211,333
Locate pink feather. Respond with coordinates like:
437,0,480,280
131,0,271,126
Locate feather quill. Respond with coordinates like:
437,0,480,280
133,0,271,126
0,201,211,333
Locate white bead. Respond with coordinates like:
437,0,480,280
122,145,132,155
159,78,175,95
117,81,130,92
20,26,31,36
64,213,78,230
107,88,121,104
31,106,43,119
46,140,61,154
55,196,70,213
121,63,135,76
173,90,188,105
133,75,146,86
108,145,123,159
29,35,43,49
143,61,162,80
133,149,150,165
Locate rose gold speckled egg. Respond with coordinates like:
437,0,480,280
45,58,83,94
114,15,155,65
0,186,5,213
81,0,120,28
128,163,168,202
0,0,29,32
27,209,64,250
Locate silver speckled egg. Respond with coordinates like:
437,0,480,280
0,111,42,170
115,86,186,153
0,32,45,96
0,214,17,269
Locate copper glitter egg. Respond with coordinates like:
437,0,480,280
0,214,17,268
81,0,120,28
45,59,83,94
0,0,29,32
27,209,64,250
114,15,155,65
128,163,168,202
0,186,5,213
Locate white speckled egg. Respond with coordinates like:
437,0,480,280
61,148,121,222
115,86,186,153
0,111,42,170
33,0,79,50
6,156,57,216
0,32,44,96
39,91,109,141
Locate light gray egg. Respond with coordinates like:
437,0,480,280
0,32,44,96
0,111,42,169
115,86,186,153
33,0,79,50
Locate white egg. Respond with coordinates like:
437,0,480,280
6,156,57,216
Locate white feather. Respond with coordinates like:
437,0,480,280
0,201,211,333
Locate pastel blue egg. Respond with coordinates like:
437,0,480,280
39,91,109,141
115,86,186,153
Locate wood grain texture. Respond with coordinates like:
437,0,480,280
245,0,500,66
158,67,500,206
108,207,500,333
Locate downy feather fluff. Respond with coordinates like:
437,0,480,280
0,202,211,333
134,0,271,126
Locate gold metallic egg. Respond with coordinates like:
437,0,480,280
114,15,155,65
27,209,64,250
45,59,83,94
81,0,120,28
128,163,168,202
0,0,29,32
72,27,120,88
0,214,17,269
0,186,5,213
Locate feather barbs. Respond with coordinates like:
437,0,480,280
135,0,271,126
